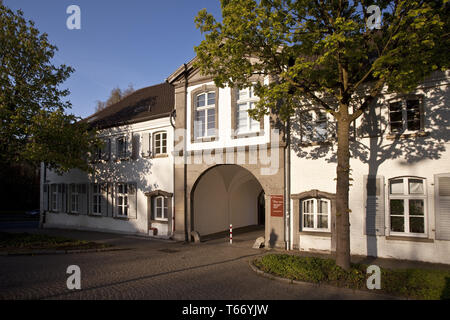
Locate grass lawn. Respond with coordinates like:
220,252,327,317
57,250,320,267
0,232,110,252
254,254,450,300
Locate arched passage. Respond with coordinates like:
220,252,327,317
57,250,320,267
191,165,265,236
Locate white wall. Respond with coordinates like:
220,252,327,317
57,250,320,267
193,165,263,236
42,117,174,236
290,72,450,264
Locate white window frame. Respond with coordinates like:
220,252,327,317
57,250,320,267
388,96,423,134
236,86,260,134
194,91,216,139
92,183,102,216
153,131,167,155
116,136,127,159
388,177,428,237
70,184,80,214
154,196,168,221
300,110,331,143
116,183,129,218
301,198,331,232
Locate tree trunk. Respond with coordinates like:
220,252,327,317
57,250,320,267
335,115,351,270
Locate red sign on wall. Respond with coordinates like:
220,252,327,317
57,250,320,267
270,195,284,217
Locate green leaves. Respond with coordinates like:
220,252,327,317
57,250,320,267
194,0,449,121
0,4,98,173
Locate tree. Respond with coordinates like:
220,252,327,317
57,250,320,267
0,4,100,174
194,0,449,269
95,84,135,112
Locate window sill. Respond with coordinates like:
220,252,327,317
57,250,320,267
67,212,80,216
192,136,217,143
299,231,332,237
89,213,103,218
298,141,333,147
386,235,433,243
114,216,130,221
151,219,168,224
386,131,429,140
231,131,263,139
153,154,169,159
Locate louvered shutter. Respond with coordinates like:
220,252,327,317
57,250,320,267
101,183,108,217
108,183,114,217
126,133,133,159
141,132,150,158
364,175,385,235
80,184,88,215
128,183,137,219
102,139,111,161
43,184,49,211
435,174,450,240
57,184,63,213
357,105,382,138
132,133,140,160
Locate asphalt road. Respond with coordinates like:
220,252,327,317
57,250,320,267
0,228,393,300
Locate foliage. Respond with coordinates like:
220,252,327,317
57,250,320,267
96,84,135,112
194,0,449,269
255,254,450,300
0,4,100,174
0,232,109,250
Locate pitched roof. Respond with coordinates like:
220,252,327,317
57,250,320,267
84,82,174,129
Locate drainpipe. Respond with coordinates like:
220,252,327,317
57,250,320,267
170,109,176,236
183,63,189,242
284,118,291,250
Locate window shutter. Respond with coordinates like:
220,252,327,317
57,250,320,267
357,105,382,138
79,184,88,215
128,183,137,219
126,133,133,159
435,174,450,240
141,132,150,158
102,139,111,161
57,184,63,213
67,184,73,213
364,175,385,236
108,183,114,217
132,133,140,160
101,183,108,217
110,139,116,161
43,184,49,211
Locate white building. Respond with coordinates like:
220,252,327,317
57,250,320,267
41,83,175,238
41,64,450,264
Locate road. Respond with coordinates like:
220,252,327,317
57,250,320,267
0,228,392,300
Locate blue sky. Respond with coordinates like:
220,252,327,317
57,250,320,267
4,0,222,119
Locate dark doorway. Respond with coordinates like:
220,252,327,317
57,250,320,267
258,191,265,226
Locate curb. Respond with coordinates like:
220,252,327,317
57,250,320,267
0,247,131,256
248,259,401,299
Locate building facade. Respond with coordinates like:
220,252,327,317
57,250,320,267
40,64,450,264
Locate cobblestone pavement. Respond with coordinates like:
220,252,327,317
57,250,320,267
0,229,393,300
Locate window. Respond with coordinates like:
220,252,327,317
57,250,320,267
389,177,427,236
92,184,102,215
194,91,216,139
51,184,58,212
70,184,80,213
116,137,127,159
117,183,128,217
301,198,331,232
300,110,331,143
153,132,167,155
236,86,260,134
389,97,423,134
154,196,168,221
95,139,110,161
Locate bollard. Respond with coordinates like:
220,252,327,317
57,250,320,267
229,224,232,244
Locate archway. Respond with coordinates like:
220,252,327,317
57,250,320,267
191,165,265,237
